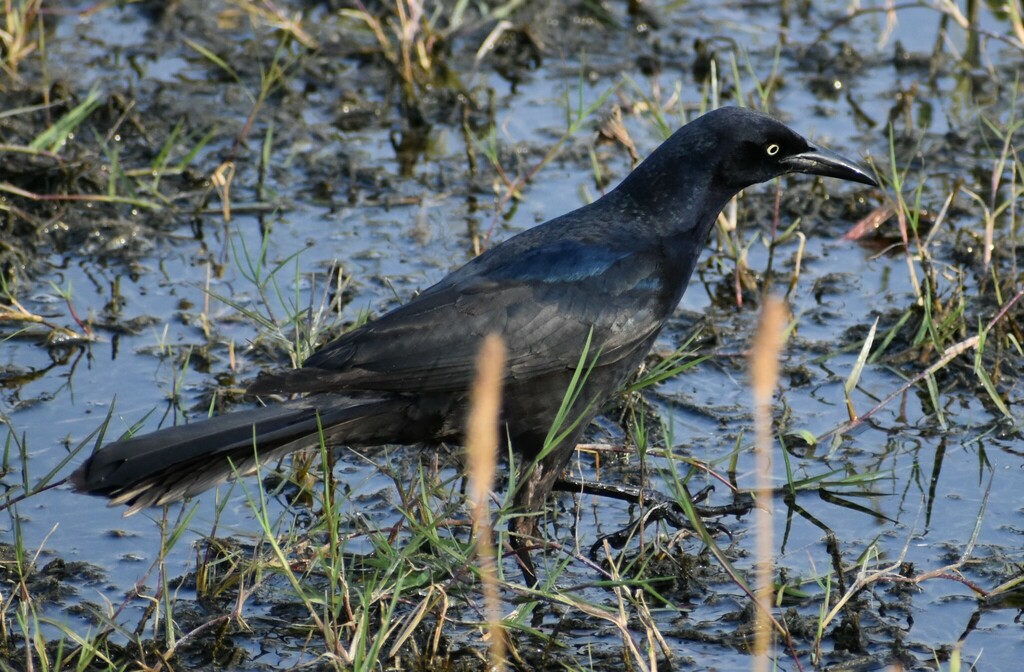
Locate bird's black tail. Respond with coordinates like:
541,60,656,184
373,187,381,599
70,394,414,515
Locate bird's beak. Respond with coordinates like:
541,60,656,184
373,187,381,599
782,145,878,187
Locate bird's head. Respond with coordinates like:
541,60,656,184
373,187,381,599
705,107,877,190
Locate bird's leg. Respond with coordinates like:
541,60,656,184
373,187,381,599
508,460,567,587
508,515,539,587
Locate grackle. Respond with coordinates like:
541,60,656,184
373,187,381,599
72,107,876,583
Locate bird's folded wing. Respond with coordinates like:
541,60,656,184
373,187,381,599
250,243,669,396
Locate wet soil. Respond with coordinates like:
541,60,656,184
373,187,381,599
1,1,1022,670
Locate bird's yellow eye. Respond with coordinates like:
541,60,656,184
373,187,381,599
766,143,780,156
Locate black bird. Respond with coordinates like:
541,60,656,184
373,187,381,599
72,107,876,582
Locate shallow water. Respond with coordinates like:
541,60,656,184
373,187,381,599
3,0,1022,669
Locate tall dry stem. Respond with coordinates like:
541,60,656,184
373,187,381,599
466,333,507,671
749,296,788,671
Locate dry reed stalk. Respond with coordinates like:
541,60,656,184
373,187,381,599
749,297,788,671
466,333,508,671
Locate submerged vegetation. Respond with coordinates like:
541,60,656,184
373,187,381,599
0,1,1022,670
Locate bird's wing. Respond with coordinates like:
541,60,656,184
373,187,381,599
250,240,673,395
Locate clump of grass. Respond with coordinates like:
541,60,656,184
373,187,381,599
340,0,524,98
0,0,42,77
207,224,357,370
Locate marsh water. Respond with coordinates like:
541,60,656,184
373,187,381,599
1,1,1022,670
